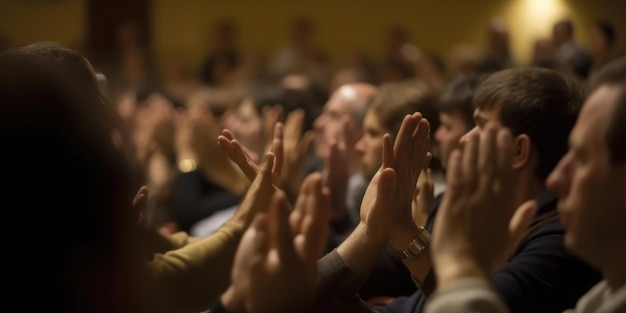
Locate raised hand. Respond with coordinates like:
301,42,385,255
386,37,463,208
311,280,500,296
412,154,434,228
431,124,537,289
322,137,350,220
279,109,314,202
218,122,283,185
229,152,279,228
359,113,431,242
222,173,331,313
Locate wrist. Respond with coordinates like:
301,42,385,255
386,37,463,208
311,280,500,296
389,222,422,252
220,286,246,313
435,258,488,290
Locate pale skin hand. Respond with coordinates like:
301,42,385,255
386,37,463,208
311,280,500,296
279,109,314,203
322,119,350,220
221,174,331,313
218,122,284,187
412,155,434,228
337,113,430,276
229,152,280,229
431,124,538,290
261,105,284,155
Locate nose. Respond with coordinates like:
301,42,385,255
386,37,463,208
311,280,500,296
434,126,444,143
459,126,479,144
546,153,572,197
355,136,365,154
314,113,326,131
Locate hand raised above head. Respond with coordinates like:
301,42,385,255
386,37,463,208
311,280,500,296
431,123,538,289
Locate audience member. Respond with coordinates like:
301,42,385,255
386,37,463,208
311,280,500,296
552,19,594,80
588,20,618,74
313,66,600,313
425,55,626,313
0,45,162,313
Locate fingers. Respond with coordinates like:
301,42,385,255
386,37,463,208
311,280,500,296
297,174,330,262
476,125,498,197
461,132,479,195
268,191,298,263
376,168,398,211
249,212,271,261
444,149,464,200
259,152,276,184
272,123,284,183
424,152,432,171
509,199,538,241
132,185,149,209
218,130,261,181
382,133,393,169
284,109,304,138
495,128,516,199
290,173,316,236
393,114,416,157
413,117,431,170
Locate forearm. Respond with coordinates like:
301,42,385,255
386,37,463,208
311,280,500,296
147,221,245,312
425,278,509,313
390,224,434,287
337,222,389,277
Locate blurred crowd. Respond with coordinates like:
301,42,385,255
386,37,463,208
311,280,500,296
1,13,625,313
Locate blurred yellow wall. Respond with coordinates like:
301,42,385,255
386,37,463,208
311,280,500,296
1,0,625,76
0,0,85,50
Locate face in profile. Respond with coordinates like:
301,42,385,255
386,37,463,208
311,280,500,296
231,98,263,160
546,85,626,264
435,111,472,169
355,109,387,181
314,88,357,159
459,105,503,143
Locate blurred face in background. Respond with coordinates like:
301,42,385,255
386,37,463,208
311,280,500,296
231,98,264,160
355,109,387,181
435,111,472,169
314,86,361,159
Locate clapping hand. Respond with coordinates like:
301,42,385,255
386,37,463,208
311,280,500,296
431,124,537,288
221,173,331,313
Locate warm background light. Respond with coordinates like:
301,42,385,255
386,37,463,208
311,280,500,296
1,0,624,76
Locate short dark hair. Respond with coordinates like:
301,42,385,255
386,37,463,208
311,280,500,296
556,19,574,37
248,84,319,133
588,56,626,165
8,43,102,98
368,79,439,138
594,20,616,49
439,73,489,130
474,67,584,180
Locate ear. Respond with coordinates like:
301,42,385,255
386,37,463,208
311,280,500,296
512,134,531,171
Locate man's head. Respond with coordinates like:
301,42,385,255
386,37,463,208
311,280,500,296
546,57,626,269
356,80,438,181
313,83,377,160
464,67,583,187
588,20,616,60
553,19,574,46
435,73,487,169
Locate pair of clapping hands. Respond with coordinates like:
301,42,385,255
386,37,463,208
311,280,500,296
216,116,537,313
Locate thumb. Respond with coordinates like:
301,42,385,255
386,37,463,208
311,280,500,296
508,200,538,251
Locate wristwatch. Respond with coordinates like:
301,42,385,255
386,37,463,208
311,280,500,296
396,227,431,260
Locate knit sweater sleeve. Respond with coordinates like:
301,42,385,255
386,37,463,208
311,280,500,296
147,221,245,313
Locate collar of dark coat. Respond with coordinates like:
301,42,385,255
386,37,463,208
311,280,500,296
509,190,562,260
